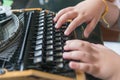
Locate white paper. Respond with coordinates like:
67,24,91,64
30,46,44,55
104,41,120,55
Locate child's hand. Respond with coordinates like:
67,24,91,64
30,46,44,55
63,40,120,80
54,0,105,37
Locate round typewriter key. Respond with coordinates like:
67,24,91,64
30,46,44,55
55,52,63,56
47,23,53,27
39,19,44,23
55,37,61,41
47,20,53,24
55,46,62,51
47,17,53,20
55,42,62,46
46,56,53,61
46,45,53,50
55,33,61,37
35,44,43,50
34,57,42,63
36,39,43,45
46,35,53,40
46,31,53,35
39,16,45,20
46,40,53,44
38,26,44,31
47,27,53,31
38,23,44,27
39,12,45,16
57,63,63,68
34,50,42,57
36,35,44,40
37,30,44,35
46,50,53,55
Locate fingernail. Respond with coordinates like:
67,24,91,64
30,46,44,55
84,32,89,38
64,30,69,35
63,53,68,58
55,24,58,28
53,18,56,22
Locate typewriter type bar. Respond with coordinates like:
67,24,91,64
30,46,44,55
0,8,86,80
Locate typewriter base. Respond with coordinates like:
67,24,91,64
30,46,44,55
0,70,86,80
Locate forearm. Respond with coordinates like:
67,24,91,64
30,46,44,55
100,1,120,31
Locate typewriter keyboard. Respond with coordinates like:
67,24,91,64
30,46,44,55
22,10,76,77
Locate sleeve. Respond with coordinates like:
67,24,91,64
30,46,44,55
118,10,120,29
113,0,120,9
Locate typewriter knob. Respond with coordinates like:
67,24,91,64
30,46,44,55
0,6,12,21
0,69,6,74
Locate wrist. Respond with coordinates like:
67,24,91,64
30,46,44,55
105,56,120,80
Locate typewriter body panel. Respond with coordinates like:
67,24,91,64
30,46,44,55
0,8,102,80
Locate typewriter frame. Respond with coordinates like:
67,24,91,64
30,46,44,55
0,8,86,80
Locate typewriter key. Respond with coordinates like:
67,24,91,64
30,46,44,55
39,12,45,16
34,57,42,63
46,45,53,50
46,50,53,55
38,23,44,27
55,46,62,51
56,63,63,68
36,39,43,45
46,40,53,44
39,16,45,20
47,20,53,24
37,30,44,35
55,33,61,37
35,44,43,50
46,35,53,40
47,23,53,27
55,52,62,56
46,31,53,35
46,56,53,61
47,17,53,20
34,50,42,57
39,19,44,23
55,42,62,46
36,35,44,40
38,26,44,31
47,27,53,31
55,37,61,41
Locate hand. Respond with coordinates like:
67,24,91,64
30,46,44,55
63,40,120,80
54,0,105,38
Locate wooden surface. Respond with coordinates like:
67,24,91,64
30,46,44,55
0,70,86,80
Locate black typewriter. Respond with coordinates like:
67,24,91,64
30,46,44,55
0,7,102,80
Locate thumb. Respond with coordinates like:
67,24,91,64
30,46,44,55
69,61,98,75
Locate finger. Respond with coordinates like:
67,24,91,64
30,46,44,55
63,51,92,62
69,61,99,75
84,18,99,38
64,40,81,50
63,51,82,61
63,50,96,63
64,40,89,50
55,11,77,29
64,15,86,35
54,7,73,22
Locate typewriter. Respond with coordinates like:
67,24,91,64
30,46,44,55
0,7,102,80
